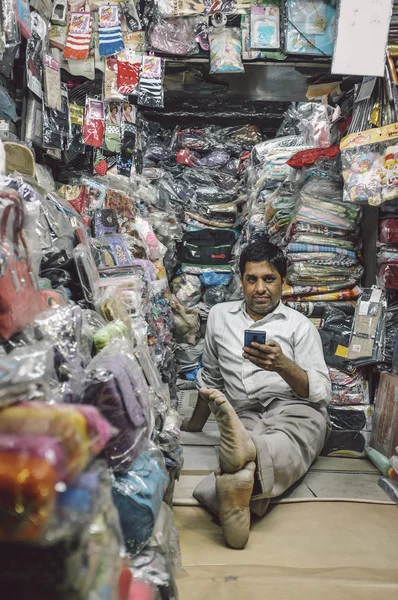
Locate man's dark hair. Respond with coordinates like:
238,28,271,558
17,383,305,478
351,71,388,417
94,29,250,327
239,239,287,279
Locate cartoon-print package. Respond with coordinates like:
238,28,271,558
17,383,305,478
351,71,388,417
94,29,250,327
209,27,244,74
341,124,398,205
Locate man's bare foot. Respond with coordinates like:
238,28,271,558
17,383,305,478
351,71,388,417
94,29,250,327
200,388,256,473
216,462,256,549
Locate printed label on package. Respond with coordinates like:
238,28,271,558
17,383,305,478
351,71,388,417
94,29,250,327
99,5,120,28
69,12,92,35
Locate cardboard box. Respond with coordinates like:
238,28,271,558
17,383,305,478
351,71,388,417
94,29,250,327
371,372,398,457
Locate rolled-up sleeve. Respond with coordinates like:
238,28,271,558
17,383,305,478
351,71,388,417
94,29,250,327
196,307,225,392
294,320,331,406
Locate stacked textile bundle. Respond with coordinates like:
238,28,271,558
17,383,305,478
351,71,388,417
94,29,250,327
138,121,261,405
283,163,363,309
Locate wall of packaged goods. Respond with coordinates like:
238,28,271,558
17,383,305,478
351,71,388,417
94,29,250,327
0,0,398,597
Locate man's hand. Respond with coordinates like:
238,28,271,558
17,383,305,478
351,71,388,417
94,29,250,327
243,340,288,373
243,339,310,399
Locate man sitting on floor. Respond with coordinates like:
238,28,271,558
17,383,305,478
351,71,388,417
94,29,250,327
182,239,331,549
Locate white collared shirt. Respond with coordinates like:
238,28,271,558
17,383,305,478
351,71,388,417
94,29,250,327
197,300,331,410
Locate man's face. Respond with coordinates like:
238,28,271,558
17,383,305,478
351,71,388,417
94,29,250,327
241,261,285,319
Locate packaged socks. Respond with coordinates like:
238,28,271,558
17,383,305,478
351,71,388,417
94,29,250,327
99,5,124,57
64,12,92,60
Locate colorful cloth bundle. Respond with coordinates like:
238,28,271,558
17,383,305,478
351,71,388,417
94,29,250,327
329,367,369,405
112,450,168,555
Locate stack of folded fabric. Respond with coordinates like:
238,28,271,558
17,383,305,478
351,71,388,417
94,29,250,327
283,162,363,314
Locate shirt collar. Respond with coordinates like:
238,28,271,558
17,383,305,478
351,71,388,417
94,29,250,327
228,300,288,321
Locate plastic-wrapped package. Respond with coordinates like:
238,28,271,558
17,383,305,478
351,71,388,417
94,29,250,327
199,272,232,287
171,297,200,345
250,5,280,49
33,305,86,399
91,235,133,268
0,188,45,340
0,462,123,599
112,448,168,555
285,0,336,56
117,39,141,96
93,319,127,353
378,264,398,290
129,503,179,600
80,309,106,361
138,55,165,109
0,402,114,542
203,285,227,307
209,26,244,74
341,124,398,205
83,342,152,471
347,288,386,363
380,306,398,364
322,405,373,458
379,218,398,244
73,243,101,306
0,343,55,405
329,367,369,405
149,17,198,55
42,84,71,150
251,135,305,165
134,215,167,261
171,274,202,309
63,11,92,60
91,208,119,237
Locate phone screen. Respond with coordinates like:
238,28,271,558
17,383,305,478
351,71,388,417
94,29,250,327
244,330,266,347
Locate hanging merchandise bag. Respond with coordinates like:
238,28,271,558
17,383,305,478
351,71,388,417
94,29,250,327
341,123,398,205
104,102,122,153
250,5,280,49
98,4,124,57
63,11,92,60
83,97,105,148
43,55,62,111
0,189,44,340
16,0,32,39
138,55,165,108
121,0,143,32
209,26,244,74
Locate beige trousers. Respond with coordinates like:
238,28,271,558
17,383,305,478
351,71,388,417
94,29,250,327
193,399,330,517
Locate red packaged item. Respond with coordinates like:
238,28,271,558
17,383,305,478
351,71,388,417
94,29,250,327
378,264,398,290
117,49,141,95
379,218,398,244
176,148,199,167
64,12,92,60
287,145,340,168
83,98,105,148
0,189,45,341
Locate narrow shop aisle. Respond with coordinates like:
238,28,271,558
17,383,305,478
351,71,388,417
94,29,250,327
175,501,398,600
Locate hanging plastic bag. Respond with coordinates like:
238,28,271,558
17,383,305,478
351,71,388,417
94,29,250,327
209,26,244,74
83,97,105,148
341,123,398,205
138,55,165,108
98,4,124,57
63,11,92,60
149,17,199,56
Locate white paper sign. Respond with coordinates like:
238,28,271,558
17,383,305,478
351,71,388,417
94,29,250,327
332,0,393,77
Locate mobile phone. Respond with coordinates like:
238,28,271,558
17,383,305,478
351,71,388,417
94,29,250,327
244,330,266,348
